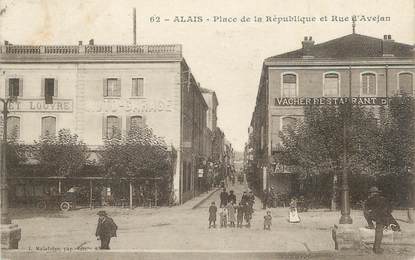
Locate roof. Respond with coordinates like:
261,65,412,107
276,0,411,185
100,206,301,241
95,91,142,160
266,33,414,61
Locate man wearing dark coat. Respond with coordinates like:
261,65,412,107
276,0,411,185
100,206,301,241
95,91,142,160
364,187,400,254
95,211,118,250
220,188,229,208
228,190,236,205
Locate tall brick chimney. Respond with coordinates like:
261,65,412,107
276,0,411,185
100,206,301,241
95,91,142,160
302,36,314,58
382,35,394,57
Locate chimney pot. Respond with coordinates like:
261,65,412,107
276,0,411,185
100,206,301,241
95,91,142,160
382,34,394,57
78,41,83,46
388,35,392,40
4,40,8,45
89,39,94,45
384,35,388,40
304,36,308,41
309,36,312,40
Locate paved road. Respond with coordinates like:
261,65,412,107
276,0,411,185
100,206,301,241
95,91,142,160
2,182,415,259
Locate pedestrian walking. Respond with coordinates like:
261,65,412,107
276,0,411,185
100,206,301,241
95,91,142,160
226,202,236,227
220,208,227,228
228,190,236,205
208,201,217,228
243,202,252,228
289,197,300,223
220,188,229,208
236,202,244,228
241,191,249,205
364,186,401,254
95,211,117,250
264,210,272,230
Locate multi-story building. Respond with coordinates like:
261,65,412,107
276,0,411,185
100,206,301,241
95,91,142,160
249,32,415,193
0,40,209,204
201,87,219,160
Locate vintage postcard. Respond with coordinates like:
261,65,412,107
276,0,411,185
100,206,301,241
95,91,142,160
0,0,414,259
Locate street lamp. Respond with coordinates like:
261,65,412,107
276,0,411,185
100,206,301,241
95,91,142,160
339,66,353,224
0,96,21,249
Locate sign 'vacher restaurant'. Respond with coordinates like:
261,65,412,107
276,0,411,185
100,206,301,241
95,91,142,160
275,97,390,106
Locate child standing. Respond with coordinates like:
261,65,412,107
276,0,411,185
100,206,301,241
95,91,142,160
219,207,227,228
208,202,217,228
264,210,272,230
236,202,244,228
226,202,236,228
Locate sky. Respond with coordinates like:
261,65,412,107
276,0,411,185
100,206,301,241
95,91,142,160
0,0,414,151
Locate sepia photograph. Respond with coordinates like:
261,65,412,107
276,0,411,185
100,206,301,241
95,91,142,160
0,0,414,259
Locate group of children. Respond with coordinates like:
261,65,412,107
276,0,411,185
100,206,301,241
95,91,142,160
209,190,273,230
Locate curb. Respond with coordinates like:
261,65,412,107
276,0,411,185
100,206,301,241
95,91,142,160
192,188,221,209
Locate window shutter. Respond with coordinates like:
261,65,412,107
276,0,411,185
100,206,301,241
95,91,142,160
103,79,107,97
115,78,121,97
102,116,108,139
19,78,23,97
126,116,131,134
117,116,122,136
41,78,45,97
54,78,58,97
5,78,9,97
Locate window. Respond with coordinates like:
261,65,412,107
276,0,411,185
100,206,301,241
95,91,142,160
45,79,55,97
131,78,144,97
324,73,340,97
130,116,144,129
281,117,297,130
361,73,376,96
103,78,121,97
41,116,56,136
7,78,22,97
282,74,297,97
398,72,413,95
105,116,121,139
7,116,20,139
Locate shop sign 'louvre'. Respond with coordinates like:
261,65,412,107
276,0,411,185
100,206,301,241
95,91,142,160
274,97,390,106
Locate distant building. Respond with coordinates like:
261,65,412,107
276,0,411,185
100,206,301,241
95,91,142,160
249,33,415,193
0,40,211,204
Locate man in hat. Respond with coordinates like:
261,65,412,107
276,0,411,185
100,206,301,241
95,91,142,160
95,211,118,250
364,186,400,254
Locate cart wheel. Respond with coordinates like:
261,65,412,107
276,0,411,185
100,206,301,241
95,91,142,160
37,200,47,209
60,202,71,211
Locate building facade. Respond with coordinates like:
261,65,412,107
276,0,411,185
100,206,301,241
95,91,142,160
0,41,212,204
249,33,415,193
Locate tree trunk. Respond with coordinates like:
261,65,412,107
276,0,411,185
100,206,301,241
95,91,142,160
331,172,337,211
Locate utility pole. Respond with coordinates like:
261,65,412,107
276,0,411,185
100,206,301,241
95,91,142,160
0,96,21,248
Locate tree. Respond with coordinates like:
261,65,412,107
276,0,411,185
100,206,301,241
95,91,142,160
101,126,175,205
33,129,88,176
377,95,415,221
6,125,27,173
278,104,380,209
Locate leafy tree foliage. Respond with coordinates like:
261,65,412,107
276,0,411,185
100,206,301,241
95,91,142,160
33,129,88,176
278,103,385,208
101,126,175,204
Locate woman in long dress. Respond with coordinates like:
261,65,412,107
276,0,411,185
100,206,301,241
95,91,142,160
289,197,301,223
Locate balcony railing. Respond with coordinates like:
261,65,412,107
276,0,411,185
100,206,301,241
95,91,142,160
1,44,182,56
